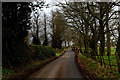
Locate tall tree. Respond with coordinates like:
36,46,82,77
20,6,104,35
30,0,47,45
51,10,66,49
60,1,119,63
43,13,48,46
115,5,120,73
32,10,41,45
2,2,31,67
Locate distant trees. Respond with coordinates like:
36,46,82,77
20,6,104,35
43,13,48,46
2,1,58,69
2,1,120,74
30,1,46,45
28,1,67,48
51,10,67,49
30,1,49,45
60,1,120,71
2,2,31,67
31,10,41,45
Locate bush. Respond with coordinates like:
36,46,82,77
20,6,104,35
3,42,30,68
3,44,55,68
2,68,14,78
30,45,55,60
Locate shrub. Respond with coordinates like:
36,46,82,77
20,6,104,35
30,45,55,60
3,42,30,68
2,68,14,78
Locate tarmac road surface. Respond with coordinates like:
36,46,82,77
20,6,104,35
28,48,83,79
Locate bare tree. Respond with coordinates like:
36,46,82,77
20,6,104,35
50,10,67,49
43,13,48,46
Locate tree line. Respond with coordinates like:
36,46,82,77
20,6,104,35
59,1,120,73
3,1,120,75
2,2,67,68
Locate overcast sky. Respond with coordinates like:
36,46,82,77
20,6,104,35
42,0,119,13
28,0,119,44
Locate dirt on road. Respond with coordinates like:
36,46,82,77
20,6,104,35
28,48,83,79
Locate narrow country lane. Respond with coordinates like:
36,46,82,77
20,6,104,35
28,48,83,79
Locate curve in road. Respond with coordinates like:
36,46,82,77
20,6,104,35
28,48,83,79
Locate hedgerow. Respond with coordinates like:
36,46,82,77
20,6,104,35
30,45,55,60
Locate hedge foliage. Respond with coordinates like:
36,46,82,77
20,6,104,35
3,43,30,68
30,45,56,60
3,44,56,68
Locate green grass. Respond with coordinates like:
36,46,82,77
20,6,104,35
80,47,117,69
96,48,118,71
85,47,116,56
79,53,99,73
78,47,120,79
111,47,115,50
104,47,116,55
81,48,85,53
103,56,118,70
2,57,55,78
78,52,120,79
2,68,14,78
56,53,62,57
2,51,64,79
95,55,118,71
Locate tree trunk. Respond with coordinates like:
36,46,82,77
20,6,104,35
43,13,48,46
68,41,69,47
99,3,105,66
84,23,89,57
84,36,89,57
115,8,120,73
65,41,66,47
106,9,111,69
115,34,120,73
106,8,111,56
90,30,97,61
78,40,83,54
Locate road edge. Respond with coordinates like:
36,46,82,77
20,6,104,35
20,52,65,80
75,54,97,80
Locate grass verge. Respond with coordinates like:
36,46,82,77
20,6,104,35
2,52,65,80
78,52,120,79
